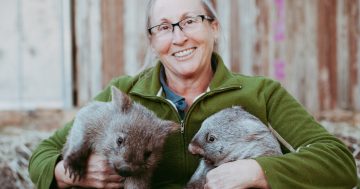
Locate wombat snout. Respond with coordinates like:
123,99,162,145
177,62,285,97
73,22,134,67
118,166,133,177
188,142,204,156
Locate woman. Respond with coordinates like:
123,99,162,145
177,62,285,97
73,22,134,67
29,0,358,188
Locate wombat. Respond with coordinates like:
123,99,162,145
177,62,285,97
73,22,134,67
186,106,282,188
62,86,179,189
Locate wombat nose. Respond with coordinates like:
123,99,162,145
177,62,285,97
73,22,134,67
118,166,133,177
188,143,204,155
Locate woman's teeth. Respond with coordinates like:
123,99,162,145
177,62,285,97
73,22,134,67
174,48,195,58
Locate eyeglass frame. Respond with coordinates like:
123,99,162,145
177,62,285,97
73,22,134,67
147,15,215,36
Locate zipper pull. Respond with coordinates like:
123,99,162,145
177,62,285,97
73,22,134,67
180,120,184,134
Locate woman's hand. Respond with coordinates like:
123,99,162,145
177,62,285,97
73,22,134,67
55,153,124,189
204,159,270,189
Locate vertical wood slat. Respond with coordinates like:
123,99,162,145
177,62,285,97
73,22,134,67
346,0,360,110
75,0,102,106
254,0,271,76
337,0,350,109
284,0,319,113
229,0,241,73
272,0,287,87
101,0,124,88
123,0,148,76
0,0,21,109
61,0,73,109
317,0,338,111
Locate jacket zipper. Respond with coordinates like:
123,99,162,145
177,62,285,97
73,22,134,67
180,120,184,134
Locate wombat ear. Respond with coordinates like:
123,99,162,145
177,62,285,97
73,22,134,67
155,121,180,145
160,121,180,135
111,86,132,112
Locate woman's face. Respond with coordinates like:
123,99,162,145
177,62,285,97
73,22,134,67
149,0,219,79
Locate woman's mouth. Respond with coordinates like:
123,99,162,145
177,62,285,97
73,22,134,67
173,47,196,58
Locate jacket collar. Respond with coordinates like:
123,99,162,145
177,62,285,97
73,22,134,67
129,53,243,97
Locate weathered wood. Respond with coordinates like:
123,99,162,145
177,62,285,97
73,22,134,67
75,0,103,106
101,0,124,87
284,0,319,113
123,0,148,75
317,0,338,111
229,0,241,73
346,0,360,110
0,0,72,110
0,0,20,109
1,0,360,114
254,0,271,77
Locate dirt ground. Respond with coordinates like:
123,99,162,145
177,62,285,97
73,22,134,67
0,110,359,189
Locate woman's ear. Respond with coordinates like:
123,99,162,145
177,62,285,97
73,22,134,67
210,20,220,39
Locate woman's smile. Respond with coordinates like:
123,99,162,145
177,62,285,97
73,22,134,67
172,47,197,60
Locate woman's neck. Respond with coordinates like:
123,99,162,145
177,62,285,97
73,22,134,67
165,65,213,107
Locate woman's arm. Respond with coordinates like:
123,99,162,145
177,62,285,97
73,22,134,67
255,79,357,188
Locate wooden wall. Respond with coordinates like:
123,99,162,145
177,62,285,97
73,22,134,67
0,0,72,110
0,0,359,115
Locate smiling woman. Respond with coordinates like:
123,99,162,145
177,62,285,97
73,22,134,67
28,0,358,188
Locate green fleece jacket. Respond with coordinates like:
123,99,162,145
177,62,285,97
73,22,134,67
29,53,357,188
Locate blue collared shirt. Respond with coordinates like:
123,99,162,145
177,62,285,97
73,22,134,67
159,66,187,119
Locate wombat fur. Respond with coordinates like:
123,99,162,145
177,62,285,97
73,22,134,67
62,86,179,189
186,106,282,188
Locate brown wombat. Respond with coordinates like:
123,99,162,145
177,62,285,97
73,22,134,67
186,106,282,188
62,86,179,189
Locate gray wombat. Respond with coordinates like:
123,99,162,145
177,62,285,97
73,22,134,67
186,106,282,188
62,86,179,189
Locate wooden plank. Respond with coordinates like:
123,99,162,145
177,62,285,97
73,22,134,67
75,0,102,106
284,0,319,113
61,0,73,109
238,0,258,75
101,0,124,87
20,0,65,109
254,0,272,76
303,0,320,114
216,0,232,68
355,0,360,111
336,0,350,109
0,0,21,109
346,0,360,110
272,0,287,87
317,0,338,111
229,0,241,73
123,0,148,76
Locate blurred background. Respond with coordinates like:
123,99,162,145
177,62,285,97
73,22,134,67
0,0,359,188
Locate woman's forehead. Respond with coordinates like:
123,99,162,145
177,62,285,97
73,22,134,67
150,0,204,23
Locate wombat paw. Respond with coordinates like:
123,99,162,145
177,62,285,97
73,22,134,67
63,151,89,181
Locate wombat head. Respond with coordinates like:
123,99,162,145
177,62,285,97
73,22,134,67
188,106,279,166
102,86,179,177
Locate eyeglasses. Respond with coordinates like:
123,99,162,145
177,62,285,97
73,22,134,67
148,15,214,38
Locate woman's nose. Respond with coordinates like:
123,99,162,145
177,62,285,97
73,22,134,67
172,26,188,45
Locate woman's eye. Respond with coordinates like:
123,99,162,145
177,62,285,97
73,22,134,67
117,137,124,145
158,24,170,31
186,19,195,24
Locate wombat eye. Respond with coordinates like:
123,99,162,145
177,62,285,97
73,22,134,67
207,134,216,143
144,151,152,160
117,137,124,145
